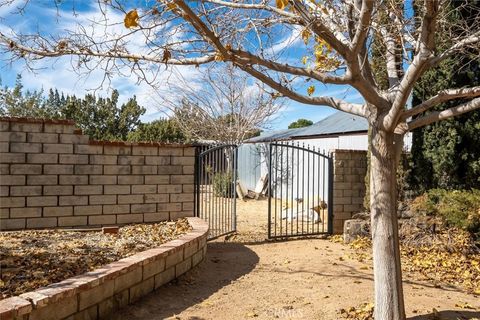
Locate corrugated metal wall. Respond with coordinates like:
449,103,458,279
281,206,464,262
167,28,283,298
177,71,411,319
237,144,264,191
237,133,411,196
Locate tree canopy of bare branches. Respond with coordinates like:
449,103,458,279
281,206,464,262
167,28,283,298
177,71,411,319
156,65,282,144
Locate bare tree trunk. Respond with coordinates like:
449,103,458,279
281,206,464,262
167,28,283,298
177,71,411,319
370,127,406,320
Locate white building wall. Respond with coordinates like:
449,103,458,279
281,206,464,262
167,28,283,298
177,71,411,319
289,134,369,153
238,132,412,194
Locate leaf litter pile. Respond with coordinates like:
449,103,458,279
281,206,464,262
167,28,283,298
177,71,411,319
0,219,191,299
331,222,480,319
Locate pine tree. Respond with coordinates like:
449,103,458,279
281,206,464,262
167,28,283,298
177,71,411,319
410,1,480,191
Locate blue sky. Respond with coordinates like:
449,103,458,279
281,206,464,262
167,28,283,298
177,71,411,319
0,0,365,130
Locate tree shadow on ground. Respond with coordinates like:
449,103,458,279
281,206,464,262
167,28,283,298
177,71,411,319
111,242,259,320
408,310,480,319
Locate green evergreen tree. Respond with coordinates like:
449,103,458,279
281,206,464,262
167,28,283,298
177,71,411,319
288,118,313,129
0,75,51,118
410,1,480,192
0,76,146,141
127,118,187,143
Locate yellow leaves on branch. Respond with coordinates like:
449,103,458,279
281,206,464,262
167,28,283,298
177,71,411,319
124,9,139,28
314,36,340,71
276,0,289,10
166,3,177,11
215,52,225,62
307,85,315,96
300,31,341,71
301,28,311,45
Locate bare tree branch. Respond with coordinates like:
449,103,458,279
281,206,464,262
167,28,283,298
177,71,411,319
291,1,350,58
0,32,216,65
203,0,300,21
401,86,480,121
428,30,480,67
351,0,374,54
384,0,441,131
231,49,351,85
400,97,480,132
237,64,367,117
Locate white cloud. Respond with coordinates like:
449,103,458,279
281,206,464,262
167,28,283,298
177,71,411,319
0,1,205,122
269,25,303,55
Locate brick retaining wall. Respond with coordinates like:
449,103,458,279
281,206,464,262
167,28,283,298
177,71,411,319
331,149,368,234
0,117,196,230
0,217,208,320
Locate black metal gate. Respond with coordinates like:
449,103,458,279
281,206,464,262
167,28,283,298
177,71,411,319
268,142,333,239
195,145,237,239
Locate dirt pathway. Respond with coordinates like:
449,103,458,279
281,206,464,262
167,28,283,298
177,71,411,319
112,199,480,320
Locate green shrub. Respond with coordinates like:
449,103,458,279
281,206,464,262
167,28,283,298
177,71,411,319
212,171,235,198
411,189,480,237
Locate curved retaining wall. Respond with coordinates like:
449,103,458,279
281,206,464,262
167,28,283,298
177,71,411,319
0,217,208,320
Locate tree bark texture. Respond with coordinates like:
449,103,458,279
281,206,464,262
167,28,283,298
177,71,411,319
370,127,406,320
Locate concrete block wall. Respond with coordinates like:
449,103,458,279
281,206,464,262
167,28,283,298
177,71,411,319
331,149,367,234
0,117,196,230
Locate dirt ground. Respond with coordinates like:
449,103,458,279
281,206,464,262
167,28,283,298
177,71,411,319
112,199,480,320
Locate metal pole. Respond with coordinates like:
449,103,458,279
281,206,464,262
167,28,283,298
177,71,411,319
233,146,238,232
328,155,334,234
267,143,273,239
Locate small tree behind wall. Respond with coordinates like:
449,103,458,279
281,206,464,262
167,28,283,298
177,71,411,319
2,1,480,319
157,65,282,145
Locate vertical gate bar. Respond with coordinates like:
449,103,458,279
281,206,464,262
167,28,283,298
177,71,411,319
328,155,334,234
279,143,283,237
220,147,227,234
194,146,198,217
215,148,219,237
290,143,295,236
202,150,206,222
268,143,272,239
200,149,204,221
218,148,222,236
211,150,215,237
316,149,323,233
226,147,230,234
220,148,224,236
227,147,231,234
312,146,316,234
225,147,228,235
208,150,212,236
195,147,199,218
322,154,326,233
315,150,318,234
306,145,310,233
207,150,211,235
295,141,303,235
274,143,278,238
204,148,208,223
233,146,238,232
230,147,234,232
285,142,289,237
301,143,305,234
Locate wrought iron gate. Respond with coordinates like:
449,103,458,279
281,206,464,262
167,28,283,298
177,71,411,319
268,142,333,239
195,145,237,239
